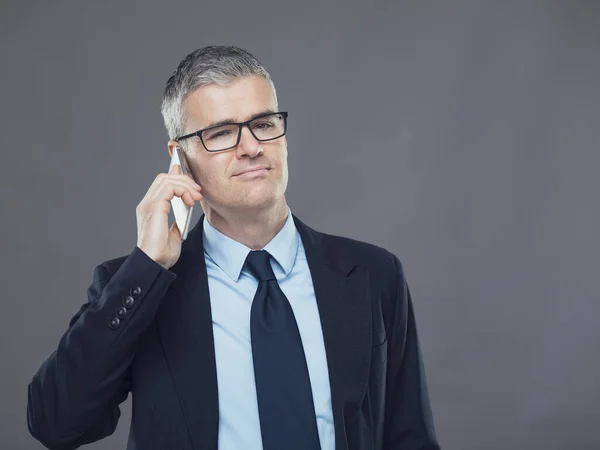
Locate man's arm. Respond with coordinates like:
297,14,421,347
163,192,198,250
27,247,176,450
383,254,441,450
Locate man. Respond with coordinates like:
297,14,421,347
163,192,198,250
27,45,440,450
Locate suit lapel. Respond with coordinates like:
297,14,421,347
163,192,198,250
156,214,373,450
156,216,219,450
294,216,373,450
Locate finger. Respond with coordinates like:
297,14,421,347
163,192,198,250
155,180,202,206
186,175,202,191
141,180,197,214
140,168,201,212
163,170,201,192
151,175,201,202
183,190,200,207
170,220,183,240
167,162,197,186
165,175,201,195
175,188,199,207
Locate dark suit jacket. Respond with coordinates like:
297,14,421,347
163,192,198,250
27,214,440,450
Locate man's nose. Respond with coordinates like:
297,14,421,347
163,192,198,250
236,125,263,158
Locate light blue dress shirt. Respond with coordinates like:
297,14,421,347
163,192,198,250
202,207,335,450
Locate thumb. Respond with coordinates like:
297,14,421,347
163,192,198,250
170,220,182,239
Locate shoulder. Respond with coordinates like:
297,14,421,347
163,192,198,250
311,228,410,325
322,229,398,263
307,224,406,284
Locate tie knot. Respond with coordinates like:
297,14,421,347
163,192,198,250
245,250,276,282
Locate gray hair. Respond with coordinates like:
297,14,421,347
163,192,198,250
160,45,278,147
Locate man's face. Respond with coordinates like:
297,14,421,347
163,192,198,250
173,75,288,214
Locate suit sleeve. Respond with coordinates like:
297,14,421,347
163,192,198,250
383,255,441,450
27,246,177,450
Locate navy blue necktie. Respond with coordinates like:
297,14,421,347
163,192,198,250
245,250,321,450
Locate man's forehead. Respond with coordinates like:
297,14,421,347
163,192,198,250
184,76,277,128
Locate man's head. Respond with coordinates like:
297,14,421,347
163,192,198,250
160,46,288,217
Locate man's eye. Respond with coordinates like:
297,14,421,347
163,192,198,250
253,122,274,130
207,130,231,140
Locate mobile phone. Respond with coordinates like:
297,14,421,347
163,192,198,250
168,146,195,240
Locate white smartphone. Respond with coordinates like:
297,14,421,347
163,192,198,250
168,146,195,240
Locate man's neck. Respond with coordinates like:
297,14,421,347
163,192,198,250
203,200,290,250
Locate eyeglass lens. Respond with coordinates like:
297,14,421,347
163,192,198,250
201,113,286,151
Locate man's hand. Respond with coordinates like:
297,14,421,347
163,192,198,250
136,163,203,270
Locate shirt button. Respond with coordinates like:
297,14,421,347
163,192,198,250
116,306,127,319
130,286,142,298
109,317,120,330
123,296,135,309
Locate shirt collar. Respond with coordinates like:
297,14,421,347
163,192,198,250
202,206,299,282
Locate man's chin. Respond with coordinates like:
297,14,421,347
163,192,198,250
237,190,285,210
237,197,277,211
205,183,285,211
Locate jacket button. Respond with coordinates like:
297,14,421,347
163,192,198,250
116,306,127,319
130,286,142,298
123,296,135,308
109,317,120,330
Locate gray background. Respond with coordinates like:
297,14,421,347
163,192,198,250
1,1,599,449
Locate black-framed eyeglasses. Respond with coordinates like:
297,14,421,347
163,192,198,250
175,111,288,152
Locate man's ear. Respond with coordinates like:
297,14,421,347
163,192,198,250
167,140,180,158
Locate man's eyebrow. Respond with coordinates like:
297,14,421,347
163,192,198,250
204,109,277,129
